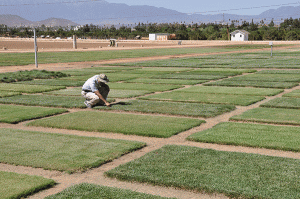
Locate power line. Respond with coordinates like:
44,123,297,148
0,0,101,7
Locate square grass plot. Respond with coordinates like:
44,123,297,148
0,171,55,199
0,104,67,124
0,83,65,93
261,97,300,109
283,89,300,98
125,78,207,85
230,107,300,125
0,128,145,173
106,145,300,199
27,111,204,138
188,122,300,152
108,83,182,92
0,90,21,98
45,183,175,199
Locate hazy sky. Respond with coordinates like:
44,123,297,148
106,0,300,15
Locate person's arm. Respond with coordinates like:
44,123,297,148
94,90,111,107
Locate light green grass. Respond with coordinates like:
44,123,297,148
0,83,65,93
125,78,207,85
45,183,175,199
283,89,300,98
109,83,182,92
0,95,112,108
27,111,204,138
178,86,283,96
96,100,236,118
0,104,67,124
261,97,300,109
188,122,300,152
154,74,226,80
0,90,21,98
226,74,300,82
140,92,265,106
257,69,300,74
14,78,85,87
106,145,300,199
0,128,145,173
0,171,55,199
204,80,298,89
230,107,300,125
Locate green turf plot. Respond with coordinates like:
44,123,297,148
188,122,300,152
15,78,85,87
256,69,300,74
178,86,283,96
0,104,67,124
261,97,300,109
204,80,298,89
154,74,227,80
226,74,300,82
140,92,265,106
0,90,21,98
106,145,300,199
283,89,300,98
0,83,65,93
0,171,55,199
61,66,132,76
96,100,236,118
27,111,204,138
109,82,182,92
0,128,145,173
133,67,191,73
230,107,300,125
45,183,175,199
125,78,207,85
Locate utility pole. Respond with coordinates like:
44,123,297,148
34,28,38,68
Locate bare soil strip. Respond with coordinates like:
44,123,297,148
1,46,300,199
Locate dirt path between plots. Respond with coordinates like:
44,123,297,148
1,47,300,199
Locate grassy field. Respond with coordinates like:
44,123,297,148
0,128,145,173
0,90,21,98
223,74,300,82
96,100,236,118
27,111,204,138
283,89,300,98
188,122,300,152
125,78,207,85
140,91,265,106
230,107,300,125
106,145,300,199
0,104,67,123
108,82,183,92
0,171,55,199
261,97,300,109
0,83,65,93
45,183,175,199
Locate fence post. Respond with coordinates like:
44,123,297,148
34,28,38,68
73,35,77,49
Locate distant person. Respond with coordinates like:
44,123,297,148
81,74,111,108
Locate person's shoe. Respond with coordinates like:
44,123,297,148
84,101,92,109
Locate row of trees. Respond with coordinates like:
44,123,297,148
1,17,300,40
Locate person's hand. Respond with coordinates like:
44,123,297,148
105,102,111,107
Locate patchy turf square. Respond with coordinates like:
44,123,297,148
106,145,300,199
125,78,207,85
139,91,265,106
188,122,300,152
0,90,21,98
0,128,145,173
283,89,300,98
0,104,67,124
27,111,204,138
96,100,236,118
261,97,300,109
45,183,175,199
0,171,55,199
230,107,300,125
108,82,182,92
0,83,65,93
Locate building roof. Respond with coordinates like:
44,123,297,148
230,30,250,35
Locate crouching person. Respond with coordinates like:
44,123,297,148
81,74,111,108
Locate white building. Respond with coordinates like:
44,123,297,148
149,33,170,41
230,30,250,41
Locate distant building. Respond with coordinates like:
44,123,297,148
230,30,250,41
149,33,170,41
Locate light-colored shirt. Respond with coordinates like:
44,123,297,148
82,75,102,92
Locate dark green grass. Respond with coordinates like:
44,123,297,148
106,145,300,199
125,78,207,85
230,107,300,125
96,100,236,118
0,128,145,173
0,171,56,199
27,111,204,138
140,92,265,106
0,83,65,93
45,183,175,199
283,89,300,98
0,95,106,108
225,74,300,82
0,70,69,83
14,78,85,87
0,104,67,124
0,90,21,98
260,97,300,109
109,82,182,92
178,86,283,96
204,80,298,89
188,122,300,152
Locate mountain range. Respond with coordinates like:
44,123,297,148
1,0,300,27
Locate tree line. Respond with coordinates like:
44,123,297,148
1,17,300,40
